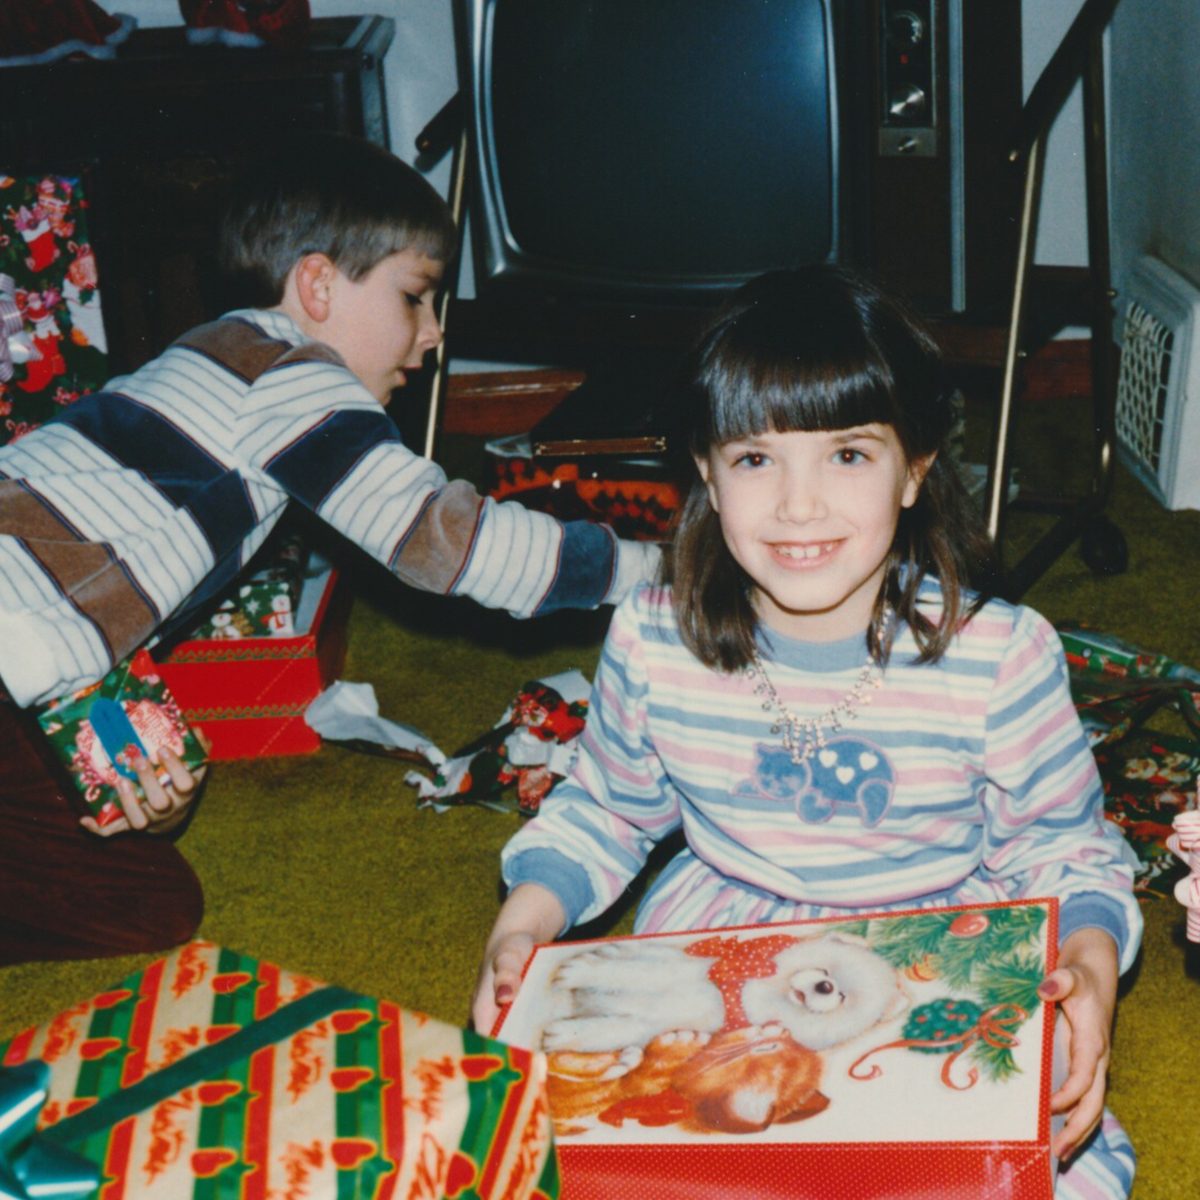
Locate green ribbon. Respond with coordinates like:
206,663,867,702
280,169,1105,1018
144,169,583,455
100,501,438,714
4,984,360,1195
0,1061,99,1200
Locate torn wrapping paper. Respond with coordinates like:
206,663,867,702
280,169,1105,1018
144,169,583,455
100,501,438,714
1058,623,1200,896
304,672,590,816
405,671,590,816
304,680,446,767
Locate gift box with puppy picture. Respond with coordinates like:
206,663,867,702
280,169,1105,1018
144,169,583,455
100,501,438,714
494,898,1064,1200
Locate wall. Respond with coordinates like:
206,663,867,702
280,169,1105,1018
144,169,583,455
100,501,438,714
1108,0,1200,297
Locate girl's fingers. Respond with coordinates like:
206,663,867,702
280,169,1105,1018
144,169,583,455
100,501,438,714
1052,1069,1107,1161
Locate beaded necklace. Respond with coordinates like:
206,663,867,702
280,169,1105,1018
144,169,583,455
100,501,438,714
747,609,892,765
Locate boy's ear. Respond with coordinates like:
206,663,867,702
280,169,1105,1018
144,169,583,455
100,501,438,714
901,451,937,509
291,253,338,323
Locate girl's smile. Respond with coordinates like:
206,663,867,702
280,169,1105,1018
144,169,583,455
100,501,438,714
769,539,843,565
697,425,933,641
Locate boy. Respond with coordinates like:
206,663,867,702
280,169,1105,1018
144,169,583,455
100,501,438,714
0,134,659,964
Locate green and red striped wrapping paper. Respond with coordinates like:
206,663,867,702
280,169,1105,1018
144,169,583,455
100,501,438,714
0,941,558,1200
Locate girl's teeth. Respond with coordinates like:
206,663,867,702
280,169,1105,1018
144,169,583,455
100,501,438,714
779,543,831,560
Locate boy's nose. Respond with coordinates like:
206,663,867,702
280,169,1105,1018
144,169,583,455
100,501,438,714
421,307,444,350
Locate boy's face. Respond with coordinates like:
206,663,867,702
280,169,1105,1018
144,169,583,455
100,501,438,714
322,248,444,404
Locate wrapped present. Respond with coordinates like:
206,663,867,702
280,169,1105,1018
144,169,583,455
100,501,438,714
0,940,559,1200
0,172,110,445
157,561,351,761
496,899,1060,1200
404,671,590,816
1058,622,1200,897
485,436,677,544
188,534,311,641
35,648,208,828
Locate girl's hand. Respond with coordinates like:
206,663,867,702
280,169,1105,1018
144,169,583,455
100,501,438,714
81,729,212,837
471,883,567,1035
1037,926,1119,1162
472,929,537,1036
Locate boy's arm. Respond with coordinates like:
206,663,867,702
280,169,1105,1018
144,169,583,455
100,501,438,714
381,477,660,615
246,366,659,615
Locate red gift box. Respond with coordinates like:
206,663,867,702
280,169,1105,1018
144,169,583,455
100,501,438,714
485,439,678,543
156,565,351,761
496,899,1061,1200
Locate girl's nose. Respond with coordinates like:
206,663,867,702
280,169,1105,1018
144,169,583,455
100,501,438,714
776,471,826,522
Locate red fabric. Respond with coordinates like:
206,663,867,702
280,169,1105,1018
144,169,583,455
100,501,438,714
0,0,121,55
178,0,311,47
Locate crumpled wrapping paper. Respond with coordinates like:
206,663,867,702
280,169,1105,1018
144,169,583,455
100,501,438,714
304,672,590,816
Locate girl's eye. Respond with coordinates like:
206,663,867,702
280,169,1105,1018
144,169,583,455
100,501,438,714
404,293,425,308
835,447,868,465
732,451,769,469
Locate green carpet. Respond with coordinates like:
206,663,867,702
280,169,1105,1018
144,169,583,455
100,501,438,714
2,426,1198,1199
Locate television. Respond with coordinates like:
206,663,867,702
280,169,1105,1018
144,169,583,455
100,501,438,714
450,0,1022,419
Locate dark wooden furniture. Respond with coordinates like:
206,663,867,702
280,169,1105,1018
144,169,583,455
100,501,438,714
0,15,394,372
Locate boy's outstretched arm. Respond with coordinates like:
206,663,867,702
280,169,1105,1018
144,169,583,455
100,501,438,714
1037,925,1119,1162
471,882,565,1035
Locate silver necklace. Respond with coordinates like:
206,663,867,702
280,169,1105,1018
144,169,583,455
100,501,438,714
747,610,891,764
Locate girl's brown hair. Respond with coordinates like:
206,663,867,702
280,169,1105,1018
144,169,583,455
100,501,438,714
665,265,996,672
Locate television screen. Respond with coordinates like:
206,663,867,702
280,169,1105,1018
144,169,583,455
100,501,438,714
462,0,838,305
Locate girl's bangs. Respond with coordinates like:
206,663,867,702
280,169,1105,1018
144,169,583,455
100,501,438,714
704,353,899,446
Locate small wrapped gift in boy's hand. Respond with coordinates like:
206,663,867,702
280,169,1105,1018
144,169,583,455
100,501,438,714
35,648,209,835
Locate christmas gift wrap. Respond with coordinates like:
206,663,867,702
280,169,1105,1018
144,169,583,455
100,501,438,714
188,534,311,642
0,940,559,1200
157,564,351,761
34,648,208,828
0,172,110,445
496,899,1060,1200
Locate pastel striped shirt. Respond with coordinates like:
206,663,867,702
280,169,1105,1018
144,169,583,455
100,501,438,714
503,580,1142,970
0,310,657,707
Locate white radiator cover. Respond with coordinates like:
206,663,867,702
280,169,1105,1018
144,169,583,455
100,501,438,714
1115,255,1200,511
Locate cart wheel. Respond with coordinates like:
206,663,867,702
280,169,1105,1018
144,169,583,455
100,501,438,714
1080,515,1128,577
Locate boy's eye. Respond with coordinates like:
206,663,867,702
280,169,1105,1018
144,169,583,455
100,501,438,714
404,293,424,308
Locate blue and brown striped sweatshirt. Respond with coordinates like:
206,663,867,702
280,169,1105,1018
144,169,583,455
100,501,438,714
0,310,657,707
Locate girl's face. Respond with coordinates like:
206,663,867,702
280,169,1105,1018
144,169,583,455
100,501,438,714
696,424,932,642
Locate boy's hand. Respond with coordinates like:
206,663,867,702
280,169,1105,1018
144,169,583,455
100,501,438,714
471,883,566,1035
1038,926,1119,1162
81,729,212,837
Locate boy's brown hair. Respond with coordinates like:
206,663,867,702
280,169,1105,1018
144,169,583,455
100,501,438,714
217,132,458,307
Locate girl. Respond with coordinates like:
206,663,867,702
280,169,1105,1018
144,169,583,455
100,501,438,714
473,267,1141,1198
